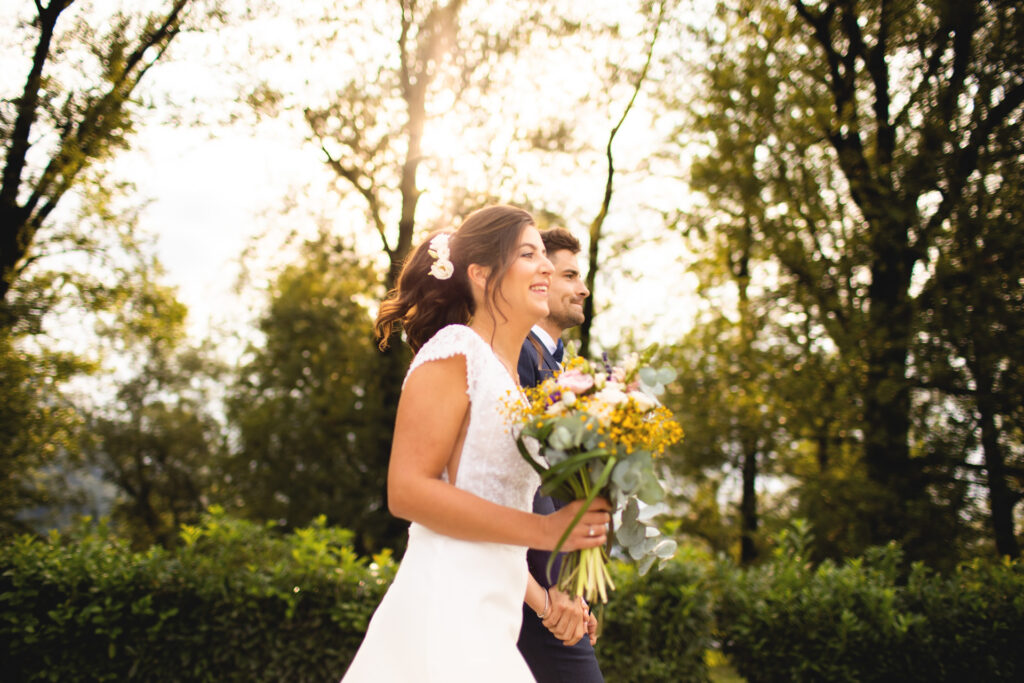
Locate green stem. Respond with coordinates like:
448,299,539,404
545,457,617,581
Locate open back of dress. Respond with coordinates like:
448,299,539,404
341,325,541,682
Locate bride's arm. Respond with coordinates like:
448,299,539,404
387,355,610,551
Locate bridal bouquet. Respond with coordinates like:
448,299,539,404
513,347,683,603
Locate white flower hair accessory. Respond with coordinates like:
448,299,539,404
427,233,454,280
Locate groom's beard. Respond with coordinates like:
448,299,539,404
548,300,586,331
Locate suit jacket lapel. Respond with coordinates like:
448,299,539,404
528,331,560,377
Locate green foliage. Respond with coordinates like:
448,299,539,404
899,557,1024,681
0,328,90,537
0,508,396,682
714,523,1024,682
223,233,400,553
912,128,1024,557
0,140,221,543
79,256,225,549
1,1,218,306
679,0,1024,561
661,318,791,561
4,517,1021,681
598,547,714,683
661,311,870,562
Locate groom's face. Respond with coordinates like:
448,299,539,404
545,249,589,331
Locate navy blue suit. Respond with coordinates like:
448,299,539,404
516,332,604,683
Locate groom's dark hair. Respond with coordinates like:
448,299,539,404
541,227,581,256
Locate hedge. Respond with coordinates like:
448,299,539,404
597,546,714,682
714,523,1024,682
1,510,396,682
1,510,712,682
5,513,1020,682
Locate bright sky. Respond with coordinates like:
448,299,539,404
115,118,327,340
11,0,714,355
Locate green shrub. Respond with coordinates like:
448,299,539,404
0,509,396,682
899,556,1024,681
7,513,1019,682
1,511,714,681
714,522,1024,682
598,547,714,683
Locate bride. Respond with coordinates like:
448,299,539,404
341,205,611,682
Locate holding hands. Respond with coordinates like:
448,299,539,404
541,587,600,646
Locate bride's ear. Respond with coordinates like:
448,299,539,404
466,263,490,291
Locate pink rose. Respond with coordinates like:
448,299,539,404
557,369,594,395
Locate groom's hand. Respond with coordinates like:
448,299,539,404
584,598,599,645
541,587,588,646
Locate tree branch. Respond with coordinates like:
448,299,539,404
317,141,390,257
581,0,664,354
902,1,978,201
27,1,191,219
918,79,1024,251
1,1,66,210
868,0,895,172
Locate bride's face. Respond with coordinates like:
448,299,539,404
494,225,553,324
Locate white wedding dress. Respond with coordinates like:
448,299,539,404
342,325,541,682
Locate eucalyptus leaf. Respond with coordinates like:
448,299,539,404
629,536,657,561
638,367,658,385
545,448,568,466
621,498,640,525
570,417,589,445
653,538,677,558
616,519,646,547
549,425,575,451
637,475,665,504
656,367,677,384
611,459,642,494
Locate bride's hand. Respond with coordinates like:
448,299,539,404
541,587,588,646
541,497,611,551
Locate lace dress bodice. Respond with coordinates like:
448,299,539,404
406,324,540,513
342,325,541,682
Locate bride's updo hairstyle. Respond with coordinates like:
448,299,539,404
375,204,536,352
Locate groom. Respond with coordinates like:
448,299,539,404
517,228,604,683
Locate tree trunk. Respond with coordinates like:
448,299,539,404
739,438,759,564
736,216,760,565
975,368,1020,557
861,221,921,549
578,5,663,358
0,2,62,306
371,338,410,553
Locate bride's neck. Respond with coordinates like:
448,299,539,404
469,314,531,368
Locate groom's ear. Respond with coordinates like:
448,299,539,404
466,263,490,290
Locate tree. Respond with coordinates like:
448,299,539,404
665,316,781,563
268,0,616,540
294,1,503,540
0,328,85,537
682,0,1024,559
915,136,1024,557
223,233,393,553
578,0,670,358
0,175,174,537
0,0,220,318
82,258,224,548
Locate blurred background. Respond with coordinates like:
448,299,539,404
2,0,1022,569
